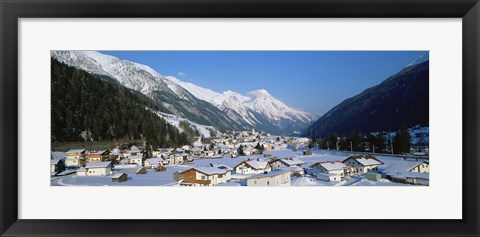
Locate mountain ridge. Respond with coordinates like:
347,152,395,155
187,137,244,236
51,50,317,135
305,61,429,137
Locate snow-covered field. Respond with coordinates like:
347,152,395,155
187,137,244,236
51,149,419,187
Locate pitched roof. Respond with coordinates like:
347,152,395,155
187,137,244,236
343,155,383,166
278,158,305,166
310,160,346,170
130,145,140,151
112,172,126,179
66,149,86,154
235,159,269,170
181,167,227,176
85,161,111,168
145,157,164,165
127,155,143,159
90,150,108,155
245,170,290,180
382,161,427,175
50,159,62,165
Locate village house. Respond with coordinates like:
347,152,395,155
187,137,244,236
65,148,87,167
50,159,65,175
166,153,192,165
78,161,112,176
87,150,109,163
381,161,430,185
144,157,167,169
310,160,347,181
122,145,143,158
245,170,291,186
234,159,272,175
269,157,306,170
342,155,384,175
126,155,143,166
179,167,231,186
112,172,128,182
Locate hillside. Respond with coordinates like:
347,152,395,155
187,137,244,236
306,61,429,137
51,58,192,148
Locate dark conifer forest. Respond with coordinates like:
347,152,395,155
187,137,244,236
51,58,191,148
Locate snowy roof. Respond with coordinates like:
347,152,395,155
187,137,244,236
311,161,346,171
245,170,290,180
145,158,164,164
174,153,190,157
382,161,427,175
90,150,108,155
279,158,305,166
185,167,227,175
210,163,233,171
127,155,143,159
66,149,86,154
389,171,429,180
344,155,383,166
130,145,140,151
235,159,269,170
280,166,303,172
77,167,87,172
112,172,126,178
50,159,62,165
85,161,111,168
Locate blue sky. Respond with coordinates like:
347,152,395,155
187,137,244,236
100,51,428,115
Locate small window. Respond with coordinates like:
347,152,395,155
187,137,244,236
254,180,257,184
201,176,206,180
267,181,270,185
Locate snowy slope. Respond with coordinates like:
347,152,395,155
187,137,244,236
152,111,220,138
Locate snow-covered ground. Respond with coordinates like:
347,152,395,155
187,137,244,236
51,149,422,187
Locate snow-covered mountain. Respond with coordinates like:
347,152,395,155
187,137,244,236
164,75,318,132
51,50,317,135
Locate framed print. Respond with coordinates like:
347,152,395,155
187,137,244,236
1,0,479,236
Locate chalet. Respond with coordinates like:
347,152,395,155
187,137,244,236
166,153,192,165
112,173,128,182
175,153,193,163
382,161,430,185
122,145,143,158
246,170,291,186
269,157,306,170
310,160,347,181
382,161,429,176
179,167,231,186
50,159,65,175
126,155,143,166
136,167,147,175
234,159,272,175
66,149,87,159
82,162,112,176
87,150,109,163
342,155,384,175
65,149,87,167
144,157,166,169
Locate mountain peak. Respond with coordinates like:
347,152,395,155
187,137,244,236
249,89,272,98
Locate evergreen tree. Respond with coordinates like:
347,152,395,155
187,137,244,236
393,124,411,154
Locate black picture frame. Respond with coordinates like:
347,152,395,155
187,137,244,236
1,0,479,236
